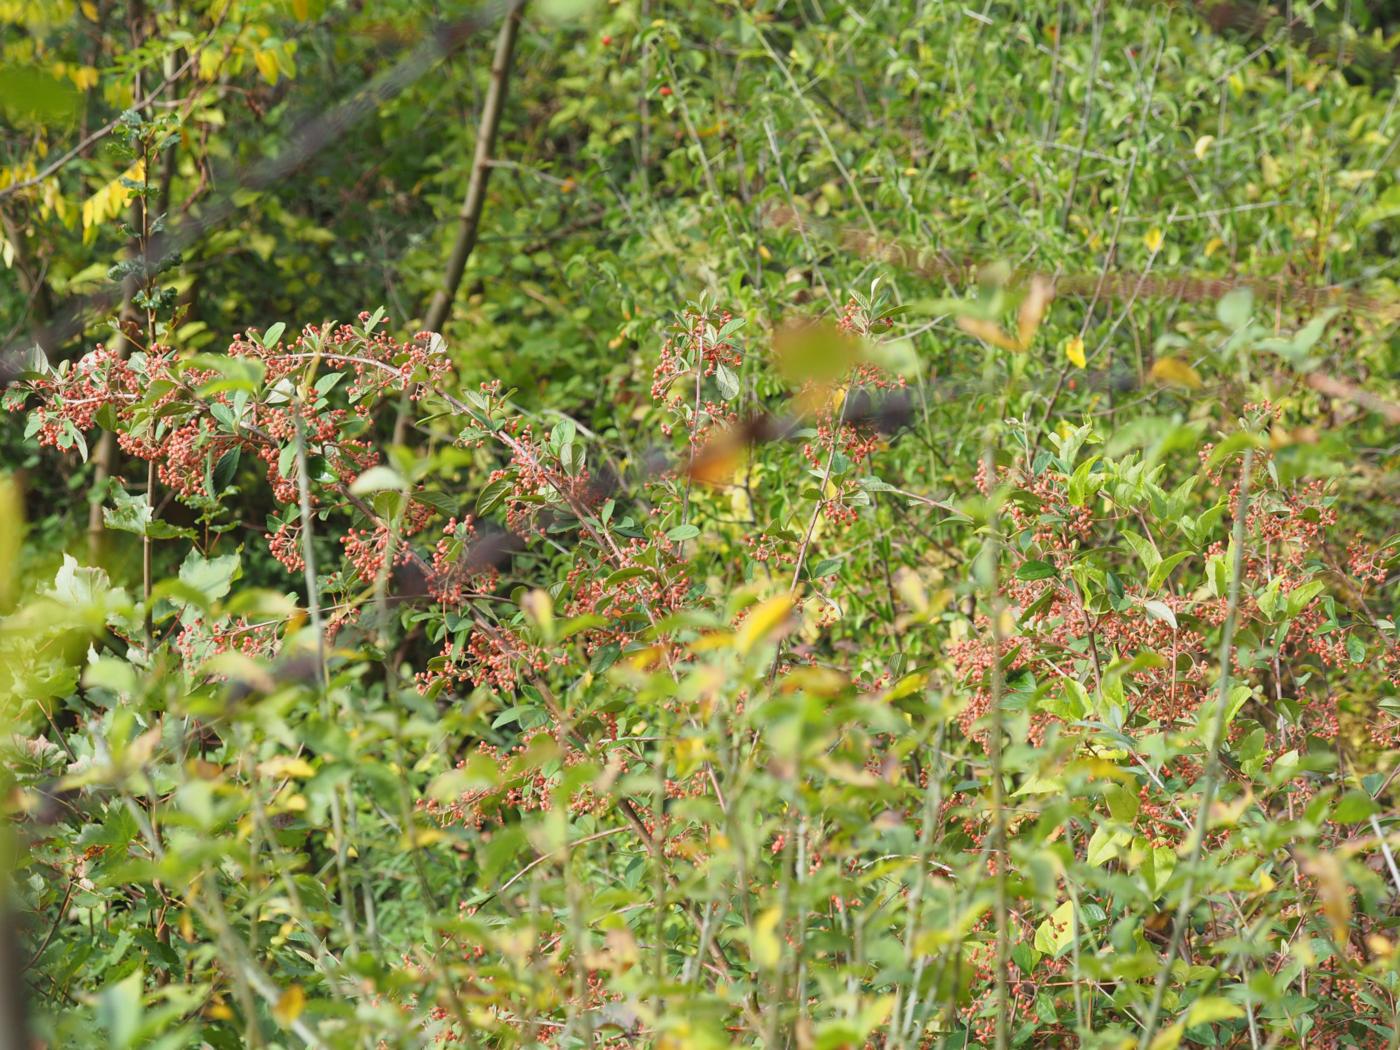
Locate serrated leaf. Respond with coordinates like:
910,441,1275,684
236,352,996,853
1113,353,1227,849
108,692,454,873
104,489,153,535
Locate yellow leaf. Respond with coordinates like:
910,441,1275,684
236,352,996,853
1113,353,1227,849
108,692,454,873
1193,135,1214,160
1186,997,1245,1026
1303,853,1352,944
893,568,929,615
521,588,554,640
258,756,315,779
292,0,310,17
956,315,1019,351
1033,900,1076,956
79,160,144,243
254,49,280,86
736,594,794,654
409,827,445,848
273,985,305,1027
1016,275,1054,348
1144,226,1164,254
199,48,223,81
1204,237,1224,258
1149,357,1202,390
750,907,782,969
1260,153,1281,186
1064,335,1086,368
81,0,98,19
1150,1022,1185,1050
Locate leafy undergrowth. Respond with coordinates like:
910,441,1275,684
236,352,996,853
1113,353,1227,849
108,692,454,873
5,284,1400,1048
3,2,1400,1049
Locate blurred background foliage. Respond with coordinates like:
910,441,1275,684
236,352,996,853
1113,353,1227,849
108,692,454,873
2,0,1400,1047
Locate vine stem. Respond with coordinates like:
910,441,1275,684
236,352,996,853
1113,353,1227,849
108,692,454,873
1137,446,1254,1049
982,444,1011,1050
292,405,360,961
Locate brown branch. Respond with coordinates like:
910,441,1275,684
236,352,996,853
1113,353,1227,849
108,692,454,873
422,0,525,334
765,205,1399,318
1306,372,1400,426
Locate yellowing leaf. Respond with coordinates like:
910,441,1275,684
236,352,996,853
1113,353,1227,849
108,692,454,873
254,49,280,86
1016,275,1054,348
79,160,144,243
1193,135,1214,160
736,594,793,654
521,588,554,640
894,568,929,615
1303,853,1352,944
1186,997,1245,1026
1149,1022,1185,1050
273,984,305,1026
199,48,223,81
1032,900,1076,956
956,315,1020,351
257,756,315,779
1064,335,1086,368
1144,226,1164,254
750,907,782,969
1149,357,1202,390
1204,237,1224,258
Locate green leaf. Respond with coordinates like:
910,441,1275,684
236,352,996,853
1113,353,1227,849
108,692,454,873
1333,790,1379,824
1147,551,1192,590
715,362,740,400
1015,560,1057,581
476,478,512,516
1346,633,1366,663
1143,600,1177,630
666,524,700,541
0,67,80,127
178,550,240,612
104,489,153,535
349,465,406,494
1185,996,1245,1026
1032,901,1075,957
1216,288,1253,330
97,968,144,1049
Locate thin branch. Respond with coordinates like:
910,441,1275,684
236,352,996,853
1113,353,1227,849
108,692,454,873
422,0,526,334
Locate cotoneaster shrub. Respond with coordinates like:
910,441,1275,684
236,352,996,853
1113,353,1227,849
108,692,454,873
3,279,1398,1048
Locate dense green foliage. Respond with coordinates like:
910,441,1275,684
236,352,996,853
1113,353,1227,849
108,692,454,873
3,1,1400,1047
